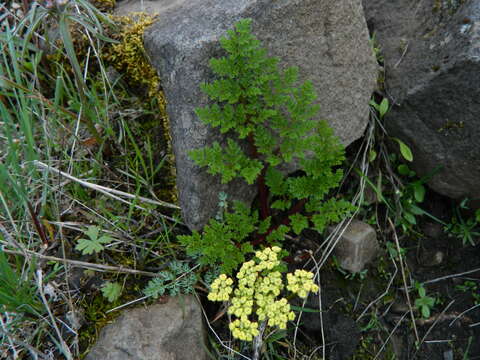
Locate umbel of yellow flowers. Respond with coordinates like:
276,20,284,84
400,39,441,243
208,247,319,341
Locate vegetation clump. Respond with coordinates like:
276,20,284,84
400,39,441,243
208,247,318,341
179,19,353,273
103,12,177,202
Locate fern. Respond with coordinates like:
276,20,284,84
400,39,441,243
178,202,255,274
181,19,353,273
143,260,197,298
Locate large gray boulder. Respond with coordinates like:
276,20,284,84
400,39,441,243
85,296,207,360
117,0,377,230
363,0,480,200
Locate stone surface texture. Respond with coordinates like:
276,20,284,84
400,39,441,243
333,220,378,273
85,296,206,360
114,0,378,230
363,0,480,200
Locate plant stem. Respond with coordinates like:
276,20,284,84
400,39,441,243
257,166,269,220
247,133,269,219
252,320,267,360
26,200,48,247
252,198,307,246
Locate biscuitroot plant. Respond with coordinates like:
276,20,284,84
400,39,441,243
208,247,318,359
178,19,353,274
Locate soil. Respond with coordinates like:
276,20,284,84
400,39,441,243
295,191,480,360
201,184,480,360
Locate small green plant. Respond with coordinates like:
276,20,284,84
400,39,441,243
101,281,122,303
179,19,352,273
366,97,441,233
215,192,229,222
332,255,368,280
75,226,114,255
386,241,406,260
143,260,197,298
445,199,479,246
370,98,389,120
414,282,436,318
455,281,480,304
369,33,384,64
394,163,427,229
0,250,44,317
207,247,318,359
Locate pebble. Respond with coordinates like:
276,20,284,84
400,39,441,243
420,250,445,267
443,349,454,360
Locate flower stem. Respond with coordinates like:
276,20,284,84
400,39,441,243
252,320,267,360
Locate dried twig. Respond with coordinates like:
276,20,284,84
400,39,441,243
414,300,455,357
36,270,73,360
422,268,480,285
2,248,159,277
33,160,180,210
388,217,419,344
0,326,47,360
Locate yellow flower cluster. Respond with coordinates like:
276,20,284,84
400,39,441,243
208,274,233,301
207,247,319,341
229,318,259,341
255,246,281,270
286,269,319,299
257,298,295,329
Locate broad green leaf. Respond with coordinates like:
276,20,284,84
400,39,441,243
413,183,426,202
369,99,379,112
397,164,410,176
421,305,430,318
379,98,389,118
290,305,321,313
403,212,416,225
84,226,99,241
409,204,425,216
75,238,105,255
393,138,413,162
75,226,113,255
101,282,122,302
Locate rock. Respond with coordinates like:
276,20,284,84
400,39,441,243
114,0,182,16
363,0,480,200
85,296,207,360
114,0,378,230
333,220,379,273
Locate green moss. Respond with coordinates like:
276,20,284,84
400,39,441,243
78,267,149,358
89,0,116,12
104,12,177,203
433,0,466,15
104,13,161,99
